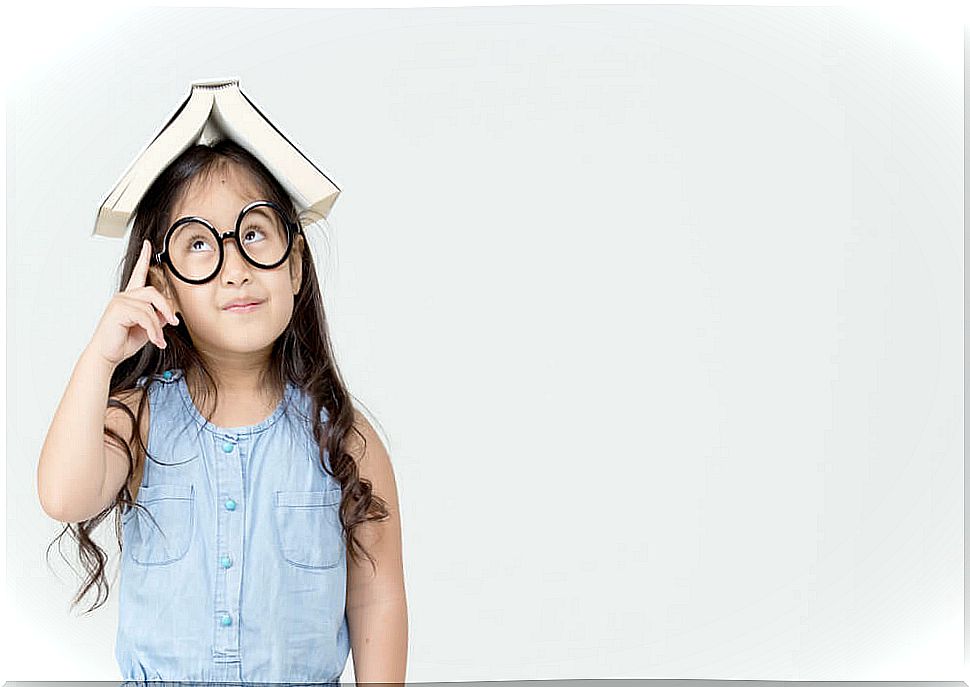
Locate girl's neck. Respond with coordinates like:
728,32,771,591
183,366,285,421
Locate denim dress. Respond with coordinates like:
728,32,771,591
115,368,350,684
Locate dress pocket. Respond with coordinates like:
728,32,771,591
274,487,344,569
125,483,195,566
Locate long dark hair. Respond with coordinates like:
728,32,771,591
47,139,389,614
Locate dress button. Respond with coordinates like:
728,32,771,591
222,442,234,453
225,498,236,511
220,614,232,627
162,370,173,380
220,555,232,569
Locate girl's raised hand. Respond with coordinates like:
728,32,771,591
87,240,181,369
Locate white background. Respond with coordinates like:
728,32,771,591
3,1,965,681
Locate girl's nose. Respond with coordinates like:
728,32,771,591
220,239,253,284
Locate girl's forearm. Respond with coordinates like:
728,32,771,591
348,595,409,684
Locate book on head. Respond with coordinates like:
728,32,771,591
93,77,341,238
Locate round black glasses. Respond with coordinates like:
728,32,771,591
152,200,303,285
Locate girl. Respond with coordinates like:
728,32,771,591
37,139,408,684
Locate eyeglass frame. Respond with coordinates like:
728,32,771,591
152,199,304,285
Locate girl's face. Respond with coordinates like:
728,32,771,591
149,163,304,361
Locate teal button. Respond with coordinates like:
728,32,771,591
220,555,232,569
162,370,173,380
222,442,234,453
225,498,236,511
220,614,232,627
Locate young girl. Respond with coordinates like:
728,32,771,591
37,139,408,684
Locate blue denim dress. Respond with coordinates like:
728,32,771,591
115,368,350,684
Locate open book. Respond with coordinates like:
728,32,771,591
93,77,341,238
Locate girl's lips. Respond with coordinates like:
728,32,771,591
223,301,263,313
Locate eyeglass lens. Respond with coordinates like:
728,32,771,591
169,205,289,282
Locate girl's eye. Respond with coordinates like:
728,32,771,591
242,226,266,244
188,236,214,252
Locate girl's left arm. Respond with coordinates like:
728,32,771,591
345,410,409,685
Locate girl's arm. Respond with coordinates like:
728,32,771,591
38,240,177,522
345,411,408,685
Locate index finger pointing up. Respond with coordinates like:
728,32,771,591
125,240,152,292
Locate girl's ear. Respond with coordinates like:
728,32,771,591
289,234,305,296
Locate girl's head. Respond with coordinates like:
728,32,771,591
148,160,306,366
51,139,389,613
130,140,312,392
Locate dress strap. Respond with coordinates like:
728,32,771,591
135,368,184,389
